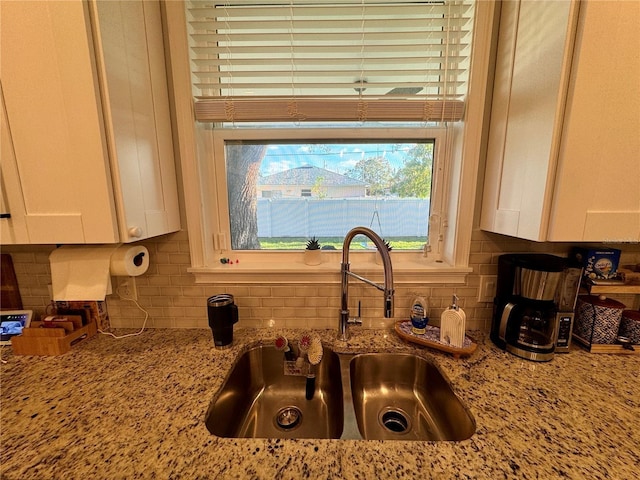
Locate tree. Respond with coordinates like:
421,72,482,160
227,143,267,249
346,156,394,196
392,143,434,198
311,175,328,198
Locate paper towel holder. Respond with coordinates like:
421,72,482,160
133,252,145,267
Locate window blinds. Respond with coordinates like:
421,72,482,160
186,0,475,122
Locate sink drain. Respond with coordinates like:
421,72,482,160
274,406,303,431
379,407,411,434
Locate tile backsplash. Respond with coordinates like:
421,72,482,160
4,229,639,332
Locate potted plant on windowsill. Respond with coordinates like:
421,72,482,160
304,236,322,265
375,238,393,265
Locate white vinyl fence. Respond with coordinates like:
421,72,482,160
257,198,430,238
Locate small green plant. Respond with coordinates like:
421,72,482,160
305,236,321,250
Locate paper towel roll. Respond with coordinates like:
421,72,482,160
50,245,150,301
110,245,149,277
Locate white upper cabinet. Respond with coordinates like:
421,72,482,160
481,0,640,242
0,0,180,244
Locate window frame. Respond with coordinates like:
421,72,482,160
161,1,497,286
212,126,447,254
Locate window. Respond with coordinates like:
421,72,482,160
163,1,496,283
221,132,444,251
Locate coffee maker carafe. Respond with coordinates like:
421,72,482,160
491,254,566,361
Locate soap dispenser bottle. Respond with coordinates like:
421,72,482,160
410,296,429,334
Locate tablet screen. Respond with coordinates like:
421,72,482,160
0,310,33,345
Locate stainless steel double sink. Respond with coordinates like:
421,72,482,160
206,345,475,441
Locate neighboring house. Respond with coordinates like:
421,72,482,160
258,165,367,198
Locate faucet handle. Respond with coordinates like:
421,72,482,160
347,300,362,326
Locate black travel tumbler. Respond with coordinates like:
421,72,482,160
207,294,238,349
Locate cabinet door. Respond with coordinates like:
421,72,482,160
0,0,120,244
0,82,29,244
91,0,181,242
480,0,576,241
548,0,640,242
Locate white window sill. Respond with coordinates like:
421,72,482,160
189,251,471,285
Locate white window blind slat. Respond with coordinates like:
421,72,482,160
186,0,475,122
193,70,467,79
190,18,470,31
189,2,471,17
190,31,468,43
191,44,468,56
192,55,469,67
194,82,466,92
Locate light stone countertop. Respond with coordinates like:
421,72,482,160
1,327,639,479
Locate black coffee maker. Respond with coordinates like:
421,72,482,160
491,254,566,362
207,294,238,349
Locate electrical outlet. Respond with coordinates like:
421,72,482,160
117,277,138,301
478,275,497,303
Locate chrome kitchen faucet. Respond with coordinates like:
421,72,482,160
339,227,394,341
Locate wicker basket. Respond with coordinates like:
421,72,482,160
619,310,640,344
574,295,626,345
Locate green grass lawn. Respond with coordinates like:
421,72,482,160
258,237,425,250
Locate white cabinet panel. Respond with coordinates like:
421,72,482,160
0,84,29,244
481,0,640,242
547,0,640,242
582,212,640,242
1,1,119,244
0,0,179,245
481,0,575,241
93,0,180,240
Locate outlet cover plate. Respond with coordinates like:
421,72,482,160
117,277,138,301
478,275,497,303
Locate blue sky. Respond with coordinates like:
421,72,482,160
259,143,417,176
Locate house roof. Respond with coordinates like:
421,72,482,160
258,165,367,187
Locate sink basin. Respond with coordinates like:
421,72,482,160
206,345,343,439
349,353,476,441
206,345,474,441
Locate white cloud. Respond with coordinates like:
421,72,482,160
263,160,294,175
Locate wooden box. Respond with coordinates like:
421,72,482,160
54,300,110,331
572,334,640,355
11,315,97,356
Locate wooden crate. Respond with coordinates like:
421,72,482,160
11,318,97,356
573,333,640,355
54,300,110,331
